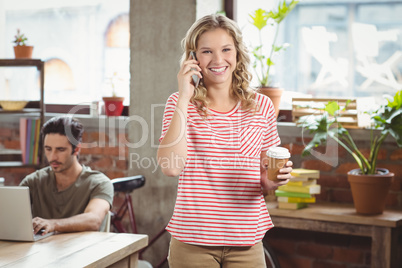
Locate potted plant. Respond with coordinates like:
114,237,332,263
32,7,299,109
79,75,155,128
13,29,34,59
103,72,125,116
297,90,402,214
249,0,298,118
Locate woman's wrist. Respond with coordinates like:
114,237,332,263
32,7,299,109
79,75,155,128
176,97,190,111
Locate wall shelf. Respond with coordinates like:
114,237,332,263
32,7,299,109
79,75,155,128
0,59,45,167
0,108,41,114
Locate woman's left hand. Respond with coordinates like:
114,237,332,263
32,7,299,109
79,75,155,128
277,161,293,181
260,161,293,194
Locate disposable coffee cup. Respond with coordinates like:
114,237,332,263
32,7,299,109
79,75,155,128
266,147,290,181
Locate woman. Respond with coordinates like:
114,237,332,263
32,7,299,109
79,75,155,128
157,14,293,267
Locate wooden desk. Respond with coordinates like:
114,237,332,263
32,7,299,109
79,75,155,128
266,202,402,268
0,231,148,268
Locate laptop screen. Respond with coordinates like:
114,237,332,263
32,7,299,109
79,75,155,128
0,186,52,241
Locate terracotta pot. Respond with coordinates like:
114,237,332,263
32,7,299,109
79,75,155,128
14,46,34,59
257,87,283,119
102,97,124,116
347,168,394,215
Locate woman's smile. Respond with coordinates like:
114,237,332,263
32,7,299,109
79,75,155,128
209,66,228,74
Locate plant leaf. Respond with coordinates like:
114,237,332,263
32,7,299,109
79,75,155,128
272,0,299,23
266,58,274,66
273,45,283,52
298,112,339,156
325,101,340,116
302,131,328,156
388,90,402,110
386,108,402,147
249,9,269,30
344,99,352,110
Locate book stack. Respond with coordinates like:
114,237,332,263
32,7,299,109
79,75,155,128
275,168,320,210
19,118,41,165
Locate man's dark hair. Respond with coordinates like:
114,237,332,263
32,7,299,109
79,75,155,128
41,116,84,153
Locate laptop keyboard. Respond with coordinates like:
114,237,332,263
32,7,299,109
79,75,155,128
33,230,54,241
34,233,43,240
33,229,45,240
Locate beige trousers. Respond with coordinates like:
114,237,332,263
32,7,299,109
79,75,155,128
168,237,266,268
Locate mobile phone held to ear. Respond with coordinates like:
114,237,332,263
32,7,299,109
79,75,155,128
190,51,200,88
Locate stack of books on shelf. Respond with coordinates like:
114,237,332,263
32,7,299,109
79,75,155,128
275,168,320,210
19,118,41,165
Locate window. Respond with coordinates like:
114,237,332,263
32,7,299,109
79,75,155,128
1,0,129,105
236,0,402,108
104,13,130,102
44,58,75,94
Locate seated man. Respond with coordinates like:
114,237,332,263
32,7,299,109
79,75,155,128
19,116,113,235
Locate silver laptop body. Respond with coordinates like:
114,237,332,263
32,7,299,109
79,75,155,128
0,186,53,242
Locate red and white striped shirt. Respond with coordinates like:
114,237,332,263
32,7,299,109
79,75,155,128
160,92,280,246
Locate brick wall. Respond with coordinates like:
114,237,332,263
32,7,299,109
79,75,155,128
266,228,372,268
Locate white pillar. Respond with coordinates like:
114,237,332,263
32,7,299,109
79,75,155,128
129,0,196,265
0,0,5,58
0,0,6,97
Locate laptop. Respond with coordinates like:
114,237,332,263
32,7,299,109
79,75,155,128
0,186,54,242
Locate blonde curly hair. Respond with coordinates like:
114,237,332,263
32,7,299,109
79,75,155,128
180,14,256,115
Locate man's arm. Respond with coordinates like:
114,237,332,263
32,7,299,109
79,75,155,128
33,198,110,235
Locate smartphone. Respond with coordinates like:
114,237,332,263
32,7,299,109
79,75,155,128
190,51,200,88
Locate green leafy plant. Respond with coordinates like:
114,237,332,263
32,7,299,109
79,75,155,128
13,29,28,46
249,0,298,86
297,90,402,175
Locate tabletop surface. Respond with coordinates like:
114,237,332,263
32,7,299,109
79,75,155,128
266,201,402,228
0,231,148,268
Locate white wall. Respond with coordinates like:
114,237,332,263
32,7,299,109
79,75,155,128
196,0,224,19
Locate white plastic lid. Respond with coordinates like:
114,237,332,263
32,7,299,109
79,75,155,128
267,147,290,159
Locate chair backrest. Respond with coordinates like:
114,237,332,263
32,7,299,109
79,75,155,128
100,211,111,232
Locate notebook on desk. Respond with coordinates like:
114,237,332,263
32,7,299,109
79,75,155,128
0,186,54,242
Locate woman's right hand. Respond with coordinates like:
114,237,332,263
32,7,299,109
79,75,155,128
177,54,202,102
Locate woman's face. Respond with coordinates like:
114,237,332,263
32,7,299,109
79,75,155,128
195,28,237,88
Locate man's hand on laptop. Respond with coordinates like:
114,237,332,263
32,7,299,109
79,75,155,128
32,217,54,235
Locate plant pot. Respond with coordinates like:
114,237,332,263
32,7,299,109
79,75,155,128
13,46,34,59
347,168,394,215
258,87,283,119
102,97,124,116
